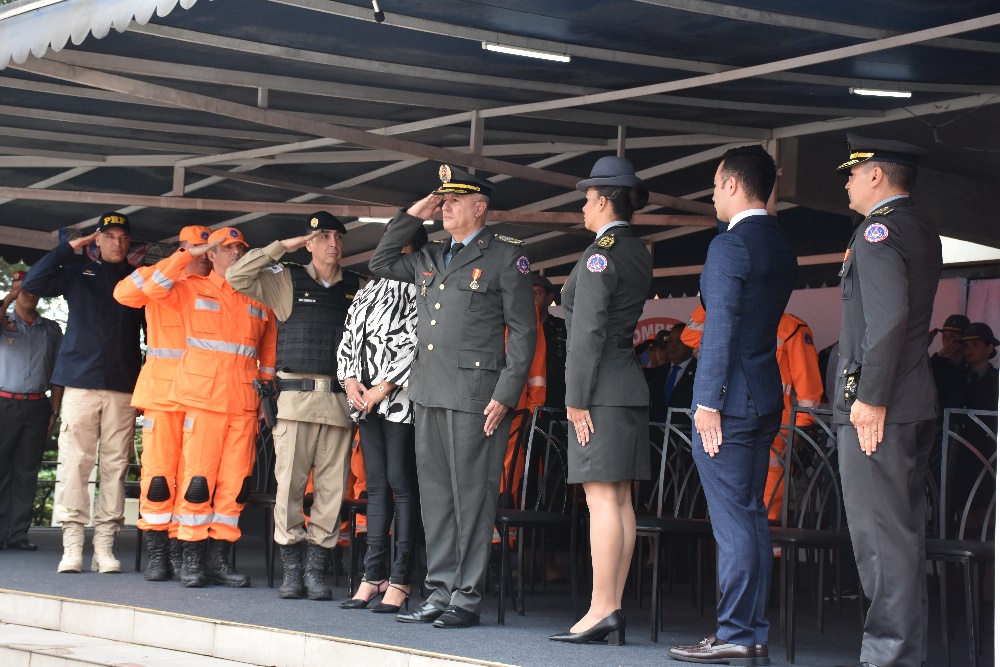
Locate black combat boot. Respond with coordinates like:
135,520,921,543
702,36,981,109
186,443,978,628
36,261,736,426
179,540,207,588
278,543,306,599
205,539,251,588
303,543,333,600
144,531,171,582
168,538,183,581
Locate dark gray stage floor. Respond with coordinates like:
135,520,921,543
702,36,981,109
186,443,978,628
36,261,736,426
0,527,989,667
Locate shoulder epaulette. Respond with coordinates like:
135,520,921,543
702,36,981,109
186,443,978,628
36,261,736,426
280,261,302,268
495,234,524,246
431,239,445,244
596,235,616,249
868,205,894,217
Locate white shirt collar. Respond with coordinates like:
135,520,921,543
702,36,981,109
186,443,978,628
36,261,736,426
452,226,486,246
596,221,628,238
727,208,769,230
867,194,908,216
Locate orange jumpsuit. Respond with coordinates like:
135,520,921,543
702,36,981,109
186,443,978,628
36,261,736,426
680,306,823,521
114,264,191,537
499,312,547,506
143,248,276,543
338,432,368,547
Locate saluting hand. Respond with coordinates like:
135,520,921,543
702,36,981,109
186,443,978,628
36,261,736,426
280,231,322,253
850,399,886,456
188,239,222,257
406,193,443,221
68,230,100,251
567,406,594,445
694,407,723,457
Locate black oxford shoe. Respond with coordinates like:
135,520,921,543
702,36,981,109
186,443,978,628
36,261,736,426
669,633,769,665
432,605,480,629
396,601,446,624
6,539,37,551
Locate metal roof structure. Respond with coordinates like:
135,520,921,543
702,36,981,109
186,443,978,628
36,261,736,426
0,0,998,296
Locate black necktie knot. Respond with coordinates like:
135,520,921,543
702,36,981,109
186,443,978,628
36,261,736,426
450,242,464,263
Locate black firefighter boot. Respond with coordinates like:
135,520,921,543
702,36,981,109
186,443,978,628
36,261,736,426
205,539,251,588
168,537,183,581
144,531,171,582
304,543,333,600
179,539,207,588
278,543,306,599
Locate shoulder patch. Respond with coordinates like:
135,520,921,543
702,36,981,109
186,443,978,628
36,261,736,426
864,222,889,243
586,254,608,273
596,235,616,249
496,235,524,246
268,264,285,274
868,205,894,217
516,256,530,274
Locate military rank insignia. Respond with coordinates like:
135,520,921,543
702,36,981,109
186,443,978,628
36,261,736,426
864,223,889,243
310,217,319,229
439,164,452,183
496,235,523,246
587,254,608,273
869,205,894,217
597,235,616,249
516,256,530,274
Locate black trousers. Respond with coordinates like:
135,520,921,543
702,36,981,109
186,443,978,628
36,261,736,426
0,397,51,545
357,417,419,584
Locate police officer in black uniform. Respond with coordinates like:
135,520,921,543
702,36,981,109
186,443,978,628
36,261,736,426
833,134,941,667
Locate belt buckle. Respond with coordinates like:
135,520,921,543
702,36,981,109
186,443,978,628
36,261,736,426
313,378,331,392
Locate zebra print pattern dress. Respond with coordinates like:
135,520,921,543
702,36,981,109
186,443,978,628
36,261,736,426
336,277,417,424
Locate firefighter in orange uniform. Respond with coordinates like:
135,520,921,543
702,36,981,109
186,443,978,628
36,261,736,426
142,227,277,588
500,311,547,504
680,306,823,521
113,225,212,582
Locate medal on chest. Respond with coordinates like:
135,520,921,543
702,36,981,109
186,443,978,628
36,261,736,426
470,268,482,290
838,248,851,278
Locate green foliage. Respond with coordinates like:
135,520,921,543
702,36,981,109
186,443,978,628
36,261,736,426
0,257,69,327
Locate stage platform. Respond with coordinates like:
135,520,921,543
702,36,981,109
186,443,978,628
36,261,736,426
0,527,987,666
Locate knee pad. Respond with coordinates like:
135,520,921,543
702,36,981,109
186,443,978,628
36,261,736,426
184,476,210,504
235,476,252,504
147,476,171,502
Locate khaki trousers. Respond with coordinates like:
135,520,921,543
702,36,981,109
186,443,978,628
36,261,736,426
272,418,352,549
54,387,136,531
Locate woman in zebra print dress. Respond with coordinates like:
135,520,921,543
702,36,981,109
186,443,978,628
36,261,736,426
336,226,426,613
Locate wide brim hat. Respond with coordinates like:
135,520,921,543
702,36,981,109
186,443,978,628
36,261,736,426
576,156,642,191
962,323,999,357
941,314,971,333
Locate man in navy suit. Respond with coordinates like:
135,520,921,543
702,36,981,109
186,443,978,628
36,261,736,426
670,146,796,666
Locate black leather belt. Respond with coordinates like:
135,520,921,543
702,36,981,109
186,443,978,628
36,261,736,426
276,378,344,393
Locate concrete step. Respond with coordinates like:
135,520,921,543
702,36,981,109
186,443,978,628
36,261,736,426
0,622,260,667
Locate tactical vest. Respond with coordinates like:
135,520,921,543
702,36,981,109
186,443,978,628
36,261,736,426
276,265,358,378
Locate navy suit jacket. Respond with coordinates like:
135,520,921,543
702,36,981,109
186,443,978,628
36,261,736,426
692,215,796,418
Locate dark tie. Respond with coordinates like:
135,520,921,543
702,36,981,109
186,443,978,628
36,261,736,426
663,364,681,406
447,242,464,267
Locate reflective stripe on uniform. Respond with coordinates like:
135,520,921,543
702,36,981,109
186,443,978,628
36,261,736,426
186,336,257,358
140,511,172,525
527,376,546,387
259,366,275,374
147,347,184,359
194,299,220,311
152,269,174,290
213,513,240,526
248,305,266,319
129,270,146,289
686,318,704,331
183,417,194,431
175,514,213,526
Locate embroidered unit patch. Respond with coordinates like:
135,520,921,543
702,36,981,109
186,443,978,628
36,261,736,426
587,254,608,273
516,256,530,274
864,223,889,243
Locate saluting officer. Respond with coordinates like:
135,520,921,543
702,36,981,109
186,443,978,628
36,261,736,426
228,212,360,602
834,134,941,667
370,165,536,629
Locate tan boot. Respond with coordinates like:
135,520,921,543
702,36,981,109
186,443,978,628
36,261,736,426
91,523,122,574
57,522,84,573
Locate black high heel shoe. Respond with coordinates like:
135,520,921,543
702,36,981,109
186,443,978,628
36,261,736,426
549,610,626,645
371,583,411,614
339,578,388,609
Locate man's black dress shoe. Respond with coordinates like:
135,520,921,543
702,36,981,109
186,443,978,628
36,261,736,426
396,601,445,624
432,605,480,628
669,633,769,665
6,539,37,551
549,609,625,645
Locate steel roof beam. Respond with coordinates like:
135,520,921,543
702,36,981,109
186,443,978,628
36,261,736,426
0,167,93,206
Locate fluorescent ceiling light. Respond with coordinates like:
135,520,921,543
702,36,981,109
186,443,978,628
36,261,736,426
941,236,1000,265
850,88,912,98
482,42,570,63
0,0,66,21
358,217,435,226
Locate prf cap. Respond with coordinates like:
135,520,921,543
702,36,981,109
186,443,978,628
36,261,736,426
97,212,131,234
178,226,212,245
207,227,249,247
836,133,927,173
432,164,494,198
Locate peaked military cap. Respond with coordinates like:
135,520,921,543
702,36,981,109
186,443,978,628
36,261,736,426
432,164,494,197
97,212,131,235
576,156,642,191
836,133,928,173
308,211,347,234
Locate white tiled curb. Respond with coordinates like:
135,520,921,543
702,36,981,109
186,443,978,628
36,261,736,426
0,590,516,667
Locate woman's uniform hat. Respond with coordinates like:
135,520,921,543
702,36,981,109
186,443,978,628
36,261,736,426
941,314,971,333
432,164,494,198
836,133,928,173
576,156,642,192
962,323,999,358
